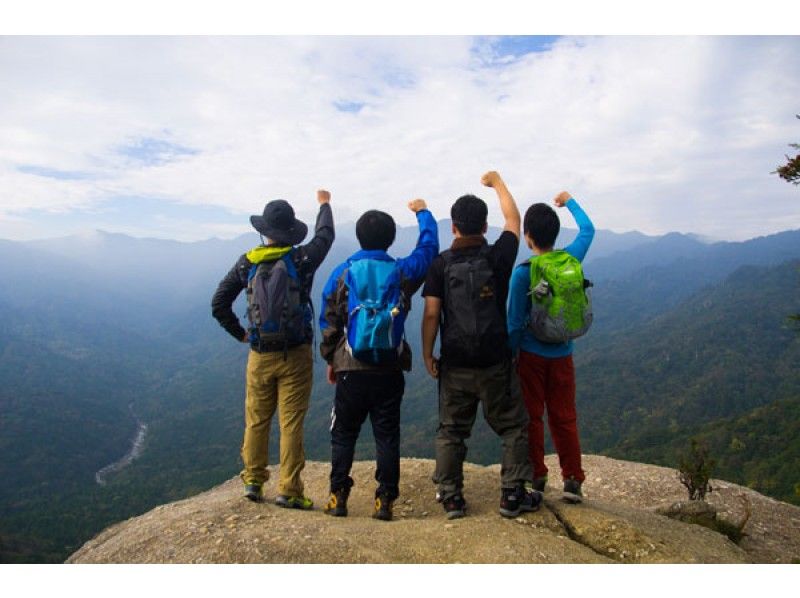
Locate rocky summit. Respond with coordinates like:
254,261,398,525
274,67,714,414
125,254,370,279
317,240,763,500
67,455,800,564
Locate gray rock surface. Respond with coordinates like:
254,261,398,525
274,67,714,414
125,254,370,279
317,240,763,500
67,455,800,564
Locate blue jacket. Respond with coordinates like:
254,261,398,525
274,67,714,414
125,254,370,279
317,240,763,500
507,199,594,358
320,209,439,371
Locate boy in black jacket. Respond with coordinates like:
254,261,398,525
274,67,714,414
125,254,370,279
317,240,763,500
421,171,540,519
211,190,334,508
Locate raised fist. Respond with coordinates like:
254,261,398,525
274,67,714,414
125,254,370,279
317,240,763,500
408,199,427,213
553,191,571,207
317,189,331,204
481,171,502,188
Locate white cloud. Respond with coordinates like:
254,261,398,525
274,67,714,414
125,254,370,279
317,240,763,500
0,35,799,241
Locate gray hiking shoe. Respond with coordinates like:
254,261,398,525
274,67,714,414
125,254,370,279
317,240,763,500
562,477,583,504
244,483,263,503
275,494,314,510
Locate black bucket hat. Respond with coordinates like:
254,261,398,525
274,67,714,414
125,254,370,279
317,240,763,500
250,199,308,246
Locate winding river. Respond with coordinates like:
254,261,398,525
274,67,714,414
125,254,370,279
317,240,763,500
95,405,148,486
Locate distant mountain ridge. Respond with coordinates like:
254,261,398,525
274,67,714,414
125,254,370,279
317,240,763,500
1,223,799,563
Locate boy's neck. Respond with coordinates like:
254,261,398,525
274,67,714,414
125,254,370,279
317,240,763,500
532,245,553,256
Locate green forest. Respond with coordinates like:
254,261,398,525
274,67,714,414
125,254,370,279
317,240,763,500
1,229,798,563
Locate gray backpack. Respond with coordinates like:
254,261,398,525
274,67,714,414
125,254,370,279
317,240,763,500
245,252,309,352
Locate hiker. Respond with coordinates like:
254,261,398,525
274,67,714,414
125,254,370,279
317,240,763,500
421,171,541,520
319,200,438,521
507,191,594,503
211,190,334,508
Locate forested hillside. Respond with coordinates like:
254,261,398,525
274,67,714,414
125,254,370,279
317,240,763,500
1,226,798,562
579,260,800,504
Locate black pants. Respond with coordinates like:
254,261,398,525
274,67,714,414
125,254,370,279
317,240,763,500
330,369,404,501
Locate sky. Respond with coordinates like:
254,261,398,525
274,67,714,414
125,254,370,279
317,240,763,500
1,13,799,243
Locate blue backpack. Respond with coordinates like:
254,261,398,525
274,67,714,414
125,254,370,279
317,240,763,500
344,258,405,365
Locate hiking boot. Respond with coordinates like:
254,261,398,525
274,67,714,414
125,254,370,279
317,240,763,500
243,483,263,503
324,488,350,517
500,485,543,517
520,487,543,512
275,494,314,510
373,494,394,521
442,493,466,520
499,487,522,517
532,476,548,493
563,477,583,504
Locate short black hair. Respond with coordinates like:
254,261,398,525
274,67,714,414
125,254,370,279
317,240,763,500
451,194,488,235
524,203,560,249
356,210,396,250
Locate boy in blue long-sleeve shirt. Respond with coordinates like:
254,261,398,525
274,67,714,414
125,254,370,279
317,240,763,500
507,191,594,503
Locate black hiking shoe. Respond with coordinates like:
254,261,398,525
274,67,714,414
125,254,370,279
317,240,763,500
244,483,263,503
500,485,543,518
442,493,466,520
324,488,350,517
520,487,543,512
532,476,548,492
563,477,583,504
373,494,394,521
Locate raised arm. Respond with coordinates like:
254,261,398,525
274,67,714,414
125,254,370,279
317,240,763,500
298,189,335,270
395,199,439,284
481,171,520,239
556,191,594,262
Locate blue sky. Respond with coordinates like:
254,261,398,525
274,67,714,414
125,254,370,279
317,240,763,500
1,34,799,242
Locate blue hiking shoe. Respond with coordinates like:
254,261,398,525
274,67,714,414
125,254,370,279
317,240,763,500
275,494,314,510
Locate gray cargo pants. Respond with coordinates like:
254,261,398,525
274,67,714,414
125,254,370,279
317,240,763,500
433,359,533,500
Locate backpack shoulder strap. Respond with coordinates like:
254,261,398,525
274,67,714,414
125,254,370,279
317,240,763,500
247,262,259,282
280,249,299,279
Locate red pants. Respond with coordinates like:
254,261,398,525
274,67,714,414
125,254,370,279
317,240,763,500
517,351,585,483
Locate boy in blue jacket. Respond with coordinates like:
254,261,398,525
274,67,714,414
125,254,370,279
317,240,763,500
507,191,594,503
319,200,438,520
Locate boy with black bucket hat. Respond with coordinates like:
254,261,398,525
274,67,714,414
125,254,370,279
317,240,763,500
319,199,438,521
211,190,334,508
421,171,541,520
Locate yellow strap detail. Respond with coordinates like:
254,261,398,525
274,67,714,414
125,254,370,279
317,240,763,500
246,245,292,264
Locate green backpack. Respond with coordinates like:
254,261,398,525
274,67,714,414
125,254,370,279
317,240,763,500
528,250,593,343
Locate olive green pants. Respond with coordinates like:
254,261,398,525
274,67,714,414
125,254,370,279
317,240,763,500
240,343,313,497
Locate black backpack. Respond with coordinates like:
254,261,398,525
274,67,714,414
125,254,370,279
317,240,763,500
245,251,310,352
440,246,508,367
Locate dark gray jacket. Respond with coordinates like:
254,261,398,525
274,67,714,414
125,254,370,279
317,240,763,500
211,203,334,342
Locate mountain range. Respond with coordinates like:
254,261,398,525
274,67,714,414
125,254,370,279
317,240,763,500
0,220,798,563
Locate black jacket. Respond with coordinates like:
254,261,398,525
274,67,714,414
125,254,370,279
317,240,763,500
211,203,335,342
